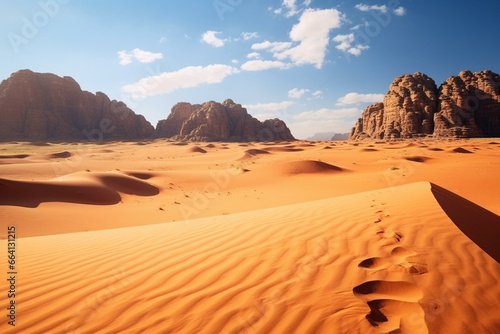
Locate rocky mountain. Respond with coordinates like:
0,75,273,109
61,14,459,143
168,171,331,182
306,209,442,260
0,70,154,141
331,133,350,141
306,132,336,141
350,70,500,140
155,99,295,142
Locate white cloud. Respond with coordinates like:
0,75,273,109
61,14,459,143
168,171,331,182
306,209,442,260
251,41,292,55
336,92,384,105
347,45,369,56
283,0,299,17
310,90,323,99
240,60,291,71
231,59,239,64
159,37,167,44
247,52,261,59
275,9,342,68
288,88,310,99
333,33,369,56
242,32,259,40
244,101,295,115
394,6,406,16
294,107,360,120
333,33,354,51
201,30,226,47
123,64,239,98
117,48,163,65
273,0,314,18
355,4,388,13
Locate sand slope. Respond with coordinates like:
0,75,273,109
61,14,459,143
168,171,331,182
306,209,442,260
1,182,499,334
1,139,499,238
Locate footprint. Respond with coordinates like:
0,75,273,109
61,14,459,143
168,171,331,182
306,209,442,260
376,229,404,244
365,299,425,330
353,280,425,331
358,257,389,270
358,246,428,275
353,280,422,302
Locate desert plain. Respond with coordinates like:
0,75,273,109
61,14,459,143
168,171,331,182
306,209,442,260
0,138,499,333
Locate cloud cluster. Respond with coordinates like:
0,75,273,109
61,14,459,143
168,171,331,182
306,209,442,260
241,60,290,71
252,9,342,69
201,31,260,48
336,92,384,105
201,31,227,47
332,33,369,56
242,32,259,40
288,88,309,99
120,3,406,104
273,0,313,17
123,64,239,98
355,4,388,13
287,88,322,99
355,3,406,16
117,49,163,65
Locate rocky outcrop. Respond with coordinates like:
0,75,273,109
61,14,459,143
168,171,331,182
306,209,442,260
155,102,201,138
331,133,350,141
350,102,385,140
350,70,500,140
434,70,500,137
0,70,154,141
383,73,438,138
155,99,295,142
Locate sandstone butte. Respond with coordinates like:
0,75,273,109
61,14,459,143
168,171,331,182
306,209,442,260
350,70,500,140
0,70,294,142
0,69,155,141
155,99,295,142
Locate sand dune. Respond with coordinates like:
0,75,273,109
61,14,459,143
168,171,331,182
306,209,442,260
451,147,473,154
0,171,159,208
0,139,499,333
277,160,344,175
1,182,498,333
188,146,208,154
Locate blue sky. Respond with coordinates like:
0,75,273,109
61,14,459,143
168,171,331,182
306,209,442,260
1,0,499,139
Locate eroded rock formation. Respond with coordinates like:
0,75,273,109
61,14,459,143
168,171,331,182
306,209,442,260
434,70,500,137
350,70,500,139
0,70,154,141
155,99,295,142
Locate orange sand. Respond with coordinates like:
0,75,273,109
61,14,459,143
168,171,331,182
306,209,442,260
0,139,499,333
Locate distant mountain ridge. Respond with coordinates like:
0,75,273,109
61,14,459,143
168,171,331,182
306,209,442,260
0,70,294,142
350,70,500,140
306,132,336,141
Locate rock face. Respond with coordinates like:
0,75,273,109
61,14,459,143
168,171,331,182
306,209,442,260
0,70,154,141
155,102,201,138
155,99,295,142
350,73,438,140
350,70,500,139
434,70,500,137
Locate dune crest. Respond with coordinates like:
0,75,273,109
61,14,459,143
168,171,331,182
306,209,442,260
2,182,498,333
